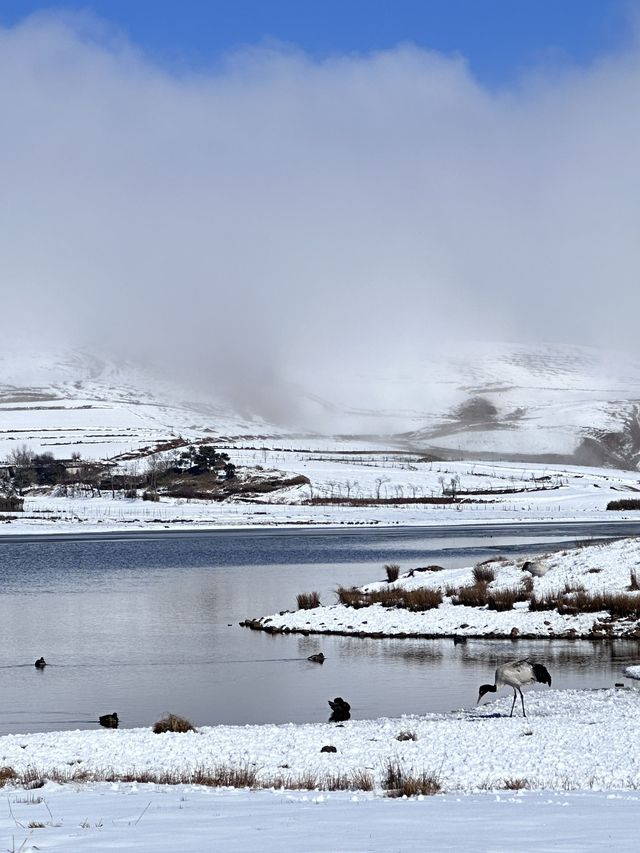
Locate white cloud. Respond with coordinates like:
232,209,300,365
1,13,639,420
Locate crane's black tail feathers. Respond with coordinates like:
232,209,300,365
532,663,552,686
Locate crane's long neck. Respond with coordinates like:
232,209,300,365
478,683,497,700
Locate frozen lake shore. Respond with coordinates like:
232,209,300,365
1,688,639,851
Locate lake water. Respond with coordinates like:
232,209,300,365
0,525,638,735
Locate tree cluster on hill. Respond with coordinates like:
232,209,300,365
174,445,236,479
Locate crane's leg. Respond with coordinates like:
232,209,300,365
510,690,517,717
519,688,526,717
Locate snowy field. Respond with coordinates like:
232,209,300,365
1,688,639,851
3,453,640,534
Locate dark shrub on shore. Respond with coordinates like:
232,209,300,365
153,714,196,734
606,499,640,511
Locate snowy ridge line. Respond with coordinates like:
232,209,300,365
243,537,640,639
1,689,639,793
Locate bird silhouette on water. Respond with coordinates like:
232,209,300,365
477,659,551,717
328,697,351,722
34,657,46,669
99,712,119,729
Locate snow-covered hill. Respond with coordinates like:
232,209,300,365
0,348,287,461
2,343,640,469
290,342,640,468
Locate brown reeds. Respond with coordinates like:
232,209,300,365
472,564,496,584
152,714,196,734
382,760,441,797
297,591,321,610
336,586,442,611
384,563,400,583
449,582,489,607
487,584,530,612
0,763,375,792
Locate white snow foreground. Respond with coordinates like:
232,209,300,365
1,689,640,851
246,537,640,639
1,786,639,853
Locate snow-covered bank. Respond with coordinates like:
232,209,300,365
244,537,640,639
1,690,639,793
625,665,640,680
2,785,639,853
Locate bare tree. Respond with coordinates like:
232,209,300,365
374,475,390,500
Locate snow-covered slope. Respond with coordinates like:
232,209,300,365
0,349,285,460
2,343,640,468
289,342,640,467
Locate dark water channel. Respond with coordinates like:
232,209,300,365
0,525,638,735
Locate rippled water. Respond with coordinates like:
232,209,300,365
0,526,637,734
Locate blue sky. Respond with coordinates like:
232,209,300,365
0,0,635,85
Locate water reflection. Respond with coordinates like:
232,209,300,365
0,530,637,734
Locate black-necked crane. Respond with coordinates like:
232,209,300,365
477,659,552,717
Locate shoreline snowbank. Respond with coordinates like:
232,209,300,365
243,537,640,639
1,689,639,794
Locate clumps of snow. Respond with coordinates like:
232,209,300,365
245,538,640,639
624,665,640,680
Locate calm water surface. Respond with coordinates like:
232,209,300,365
0,527,638,734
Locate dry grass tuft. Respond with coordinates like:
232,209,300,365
297,591,321,609
487,584,530,612
521,575,534,594
336,586,442,611
629,569,640,592
396,730,418,742
384,563,400,583
528,590,560,611
504,777,529,790
529,588,640,618
152,714,196,734
0,763,376,793
473,564,495,584
449,582,489,607
382,760,441,797
192,764,257,787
